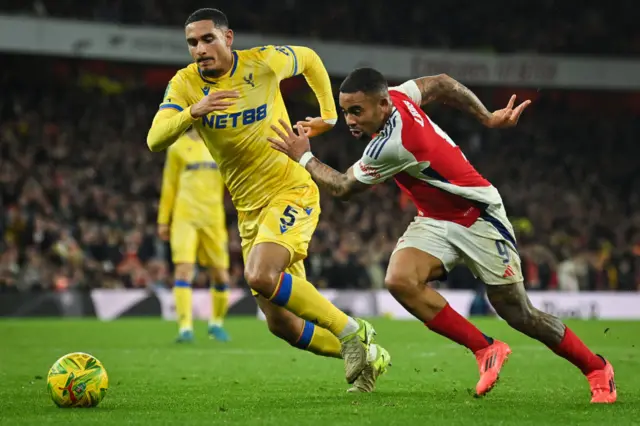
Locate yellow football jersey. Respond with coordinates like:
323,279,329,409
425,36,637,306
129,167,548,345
148,45,337,211
157,132,225,226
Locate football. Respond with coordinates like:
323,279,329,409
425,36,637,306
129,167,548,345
46,352,109,408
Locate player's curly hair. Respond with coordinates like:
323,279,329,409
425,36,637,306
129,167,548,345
340,68,388,95
185,8,229,28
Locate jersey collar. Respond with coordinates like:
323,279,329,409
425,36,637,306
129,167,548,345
372,107,398,138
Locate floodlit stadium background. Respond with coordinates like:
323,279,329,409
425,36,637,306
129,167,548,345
2,3,640,425
1,1,639,320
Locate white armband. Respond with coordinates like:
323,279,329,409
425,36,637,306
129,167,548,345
299,151,315,168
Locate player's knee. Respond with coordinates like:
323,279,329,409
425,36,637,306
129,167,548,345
174,263,195,282
209,267,229,284
384,271,417,296
487,282,536,329
244,266,280,295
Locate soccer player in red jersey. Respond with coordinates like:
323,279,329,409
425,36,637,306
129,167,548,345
268,68,616,404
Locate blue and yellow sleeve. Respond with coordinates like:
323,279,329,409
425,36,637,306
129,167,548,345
159,75,188,113
259,45,337,123
147,73,197,152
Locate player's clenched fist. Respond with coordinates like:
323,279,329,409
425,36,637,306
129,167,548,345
189,90,239,118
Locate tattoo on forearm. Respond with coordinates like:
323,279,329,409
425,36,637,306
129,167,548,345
415,75,492,123
306,158,353,198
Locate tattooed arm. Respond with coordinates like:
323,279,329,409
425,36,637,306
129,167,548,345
414,74,491,121
304,161,368,200
267,120,393,200
401,74,531,128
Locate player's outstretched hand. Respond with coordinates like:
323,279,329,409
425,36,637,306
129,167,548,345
296,116,334,138
189,90,239,118
268,119,311,162
484,95,531,128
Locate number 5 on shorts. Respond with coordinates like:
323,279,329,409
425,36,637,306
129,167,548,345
280,205,298,227
495,241,510,264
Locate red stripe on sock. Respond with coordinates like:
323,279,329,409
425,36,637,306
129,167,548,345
426,304,492,353
551,327,605,375
269,273,285,300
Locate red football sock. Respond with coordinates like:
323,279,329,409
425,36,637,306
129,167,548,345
426,304,493,353
550,327,605,375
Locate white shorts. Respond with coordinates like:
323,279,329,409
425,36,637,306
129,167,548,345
393,205,523,285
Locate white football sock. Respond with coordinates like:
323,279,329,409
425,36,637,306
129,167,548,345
337,317,360,339
368,344,379,362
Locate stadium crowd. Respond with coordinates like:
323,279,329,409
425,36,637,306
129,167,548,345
2,0,639,56
1,53,638,294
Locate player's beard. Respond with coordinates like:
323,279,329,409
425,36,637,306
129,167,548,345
197,58,224,78
200,66,224,78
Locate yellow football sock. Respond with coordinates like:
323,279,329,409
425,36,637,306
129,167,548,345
293,321,341,358
269,273,352,337
210,283,229,326
174,280,192,331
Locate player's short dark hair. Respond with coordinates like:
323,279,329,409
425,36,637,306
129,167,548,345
339,68,388,95
185,8,229,28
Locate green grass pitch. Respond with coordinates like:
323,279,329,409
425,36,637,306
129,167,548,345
1,318,638,425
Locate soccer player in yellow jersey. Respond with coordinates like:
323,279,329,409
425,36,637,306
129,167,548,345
157,127,231,343
147,8,390,392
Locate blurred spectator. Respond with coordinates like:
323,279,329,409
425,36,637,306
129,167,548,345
0,53,639,292
1,0,639,56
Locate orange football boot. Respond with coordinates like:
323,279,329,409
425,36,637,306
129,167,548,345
475,340,512,396
587,357,617,404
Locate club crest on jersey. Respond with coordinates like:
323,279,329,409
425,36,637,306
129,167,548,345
202,86,211,96
244,73,255,87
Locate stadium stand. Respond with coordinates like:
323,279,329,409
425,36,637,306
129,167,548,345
1,0,639,55
1,51,638,293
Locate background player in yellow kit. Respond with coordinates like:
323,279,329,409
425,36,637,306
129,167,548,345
147,8,391,391
157,127,231,343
